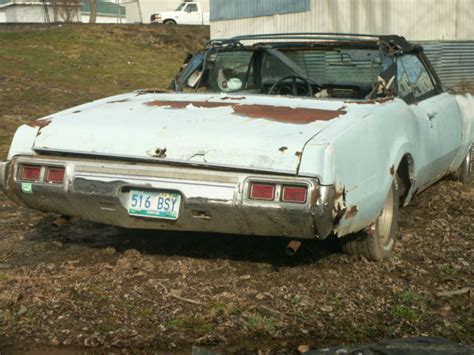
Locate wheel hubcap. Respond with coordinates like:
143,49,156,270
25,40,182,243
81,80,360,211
376,186,394,246
464,146,472,176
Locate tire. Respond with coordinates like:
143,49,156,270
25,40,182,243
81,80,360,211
164,19,176,25
456,145,472,184
341,179,399,261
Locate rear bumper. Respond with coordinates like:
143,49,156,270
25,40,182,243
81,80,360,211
0,161,8,192
2,156,336,239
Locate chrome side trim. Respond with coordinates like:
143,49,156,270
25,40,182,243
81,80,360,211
33,147,310,177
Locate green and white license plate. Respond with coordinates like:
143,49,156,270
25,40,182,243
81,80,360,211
128,190,181,220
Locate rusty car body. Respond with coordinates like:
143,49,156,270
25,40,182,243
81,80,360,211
1,33,473,260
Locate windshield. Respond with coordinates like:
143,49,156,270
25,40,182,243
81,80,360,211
176,46,385,99
175,3,186,11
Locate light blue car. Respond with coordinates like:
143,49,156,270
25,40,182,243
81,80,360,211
1,33,472,261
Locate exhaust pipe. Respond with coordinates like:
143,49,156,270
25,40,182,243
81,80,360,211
286,240,302,256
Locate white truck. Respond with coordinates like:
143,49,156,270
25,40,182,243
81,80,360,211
150,1,209,25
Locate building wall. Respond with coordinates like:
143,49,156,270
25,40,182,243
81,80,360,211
210,0,309,21
210,0,474,41
125,0,209,24
422,41,474,91
0,3,83,23
2,4,71,23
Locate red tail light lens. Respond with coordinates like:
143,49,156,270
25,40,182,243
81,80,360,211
19,165,41,182
46,167,65,184
282,185,307,203
249,183,275,201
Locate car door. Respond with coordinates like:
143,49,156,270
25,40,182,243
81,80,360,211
181,3,201,25
396,53,463,189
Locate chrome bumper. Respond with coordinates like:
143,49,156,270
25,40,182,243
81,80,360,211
3,156,336,239
0,161,9,193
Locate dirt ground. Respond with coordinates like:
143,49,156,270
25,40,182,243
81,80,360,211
0,24,473,354
0,177,473,354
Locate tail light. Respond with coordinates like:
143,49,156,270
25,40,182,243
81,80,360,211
282,185,307,204
19,165,41,182
249,183,275,201
46,167,65,184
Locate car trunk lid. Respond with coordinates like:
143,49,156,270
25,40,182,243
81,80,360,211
32,93,347,174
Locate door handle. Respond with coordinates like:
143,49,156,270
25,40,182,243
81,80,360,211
427,112,437,120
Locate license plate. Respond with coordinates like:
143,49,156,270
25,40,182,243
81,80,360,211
128,190,181,220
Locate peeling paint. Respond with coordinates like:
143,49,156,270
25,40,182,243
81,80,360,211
147,147,167,159
389,165,395,175
344,205,358,219
145,100,346,124
310,188,318,205
233,105,346,124
334,187,346,201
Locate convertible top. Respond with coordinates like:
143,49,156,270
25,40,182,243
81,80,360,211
208,32,422,54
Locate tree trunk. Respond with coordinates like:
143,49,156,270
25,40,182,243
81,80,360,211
88,0,97,23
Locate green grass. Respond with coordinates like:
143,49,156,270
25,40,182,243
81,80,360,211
166,315,212,332
391,305,419,321
399,290,424,304
243,313,277,332
0,24,209,159
389,290,424,322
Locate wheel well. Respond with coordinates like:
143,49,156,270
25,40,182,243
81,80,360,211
164,19,176,24
396,154,414,204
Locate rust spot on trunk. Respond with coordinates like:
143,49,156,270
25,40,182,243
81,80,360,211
145,100,346,124
279,146,288,152
27,119,51,128
344,205,358,219
233,105,345,124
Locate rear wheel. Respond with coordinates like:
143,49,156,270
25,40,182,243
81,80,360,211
456,145,472,183
341,179,399,261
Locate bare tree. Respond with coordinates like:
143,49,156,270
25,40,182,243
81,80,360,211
88,0,97,23
51,0,81,22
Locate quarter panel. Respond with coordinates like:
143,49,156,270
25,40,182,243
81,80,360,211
299,99,420,236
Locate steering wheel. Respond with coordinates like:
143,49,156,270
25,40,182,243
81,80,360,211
268,75,316,97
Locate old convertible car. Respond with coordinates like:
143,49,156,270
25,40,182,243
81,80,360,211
1,33,472,261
